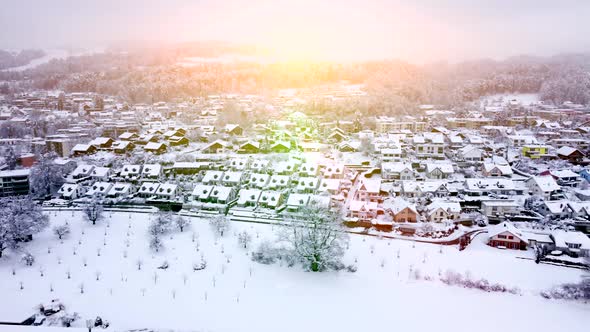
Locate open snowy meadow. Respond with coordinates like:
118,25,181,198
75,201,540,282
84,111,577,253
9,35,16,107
1,210,588,332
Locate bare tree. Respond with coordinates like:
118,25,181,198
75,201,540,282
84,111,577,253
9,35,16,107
281,201,348,272
83,198,103,225
209,214,230,237
238,230,252,249
175,216,190,232
0,196,49,258
53,224,71,240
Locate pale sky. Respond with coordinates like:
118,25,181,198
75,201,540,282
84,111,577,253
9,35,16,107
1,0,589,62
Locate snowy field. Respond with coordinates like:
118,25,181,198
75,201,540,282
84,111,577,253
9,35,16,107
0,210,588,332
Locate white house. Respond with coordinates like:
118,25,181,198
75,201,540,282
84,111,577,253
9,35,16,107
457,145,483,162
90,167,111,181
482,163,513,177
481,200,520,218
248,173,270,189
142,164,162,180
57,183,84,200
297,177,319,193
286,193,311,212
381,162,414,181
154,183,178,200
202,171,224,185
86,181,113,197
107,183,135,198
258,191,283,209
425,162,454,179
551,230,590,257
526,176,562,200
71,165,94,179
237,189,262,207
138,182,160,198
120,164,142,180
191,184,213,202
268,175,291,189
221,171,245,187
426,200,461,222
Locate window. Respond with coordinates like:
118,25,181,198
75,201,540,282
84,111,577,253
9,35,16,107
498,235,507,239
567,243,581,249
507,236,514,240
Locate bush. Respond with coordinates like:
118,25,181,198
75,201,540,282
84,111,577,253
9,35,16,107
440,270,519,294
251,241,281,265
21,252,35,266
544,279,590,300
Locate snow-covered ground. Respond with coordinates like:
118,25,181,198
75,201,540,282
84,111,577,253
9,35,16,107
0,210,587,332
480,93,540,107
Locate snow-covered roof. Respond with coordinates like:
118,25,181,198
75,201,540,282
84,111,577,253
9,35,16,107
58,183,80,197
300,162,319,174
119,132,136,140
86,181,112,195
488,222,526,241
112,140,131,149
382,162,413,173
483,163,513,176
528,176,560,192
322,162,345,176
202,170,224,183
319,178,341,192
458,144,481,156
71,144,92,152
121,164,142,177
543,200,570,214
89,137,112,146
556,146,579,156
145,142,166,150
275,160,298,173
107,182,133,196
426,162,454,175
382,197,417,214
551,230,590,249
172,162,211,169
138,182,160,195
297,177,319,190
91,167,110,178
349,200,378,212
549,169,579,179
268,174,290,187
259,191,282,207
250,160,270,171
359,179,381,194
156,183,177,196
426,200,461,215
237,189,262,205
222,171,244,184
71,164,94,177
402,180,447,193
449,135,463,144
192,184,213,199
228,158,249,170
142,164,162,178
287,193,310,207
249,173,270,187
210,186,233,201
465,178,515,191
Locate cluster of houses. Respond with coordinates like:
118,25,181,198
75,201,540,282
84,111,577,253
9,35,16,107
2,91,590,258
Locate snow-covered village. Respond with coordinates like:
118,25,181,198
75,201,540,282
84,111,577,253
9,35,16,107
1,2,590,332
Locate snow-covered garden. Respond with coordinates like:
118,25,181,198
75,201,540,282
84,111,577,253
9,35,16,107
0,209,588,332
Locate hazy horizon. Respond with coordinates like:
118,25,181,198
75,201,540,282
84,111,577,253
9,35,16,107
2,0,590,63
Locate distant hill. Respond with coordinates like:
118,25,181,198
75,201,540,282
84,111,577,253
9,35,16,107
0,49,46,70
